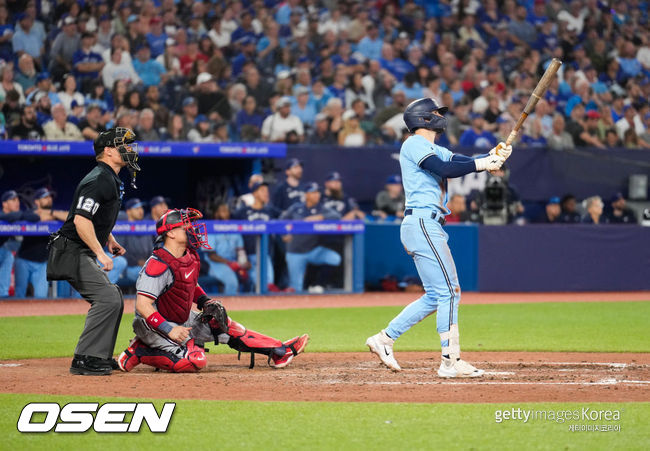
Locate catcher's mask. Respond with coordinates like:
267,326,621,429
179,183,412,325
155,208,211,250
93,127,141,188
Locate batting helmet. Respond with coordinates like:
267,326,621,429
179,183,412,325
403,98,448,133
155,208,211,250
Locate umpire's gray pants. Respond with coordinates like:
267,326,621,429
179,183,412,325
70,251,124,359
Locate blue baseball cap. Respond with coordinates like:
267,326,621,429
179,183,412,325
36,72,51,82
150,195,169,208
195,114,209,124
548,196,560,205
285,158,302,169
127,14,138,24
304,182,319,193
250,181,268,192
182,96,197,107
469,112,482,120
125,198,145,210
386,175,402,185
326,171,341,181
1,190,18,202
34,187,55,200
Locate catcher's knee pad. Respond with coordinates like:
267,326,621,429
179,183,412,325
138,339,206,373
225,319,283,356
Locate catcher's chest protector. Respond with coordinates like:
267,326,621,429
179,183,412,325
153,248,200,324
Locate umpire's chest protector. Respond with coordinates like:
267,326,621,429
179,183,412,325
153,248,201,324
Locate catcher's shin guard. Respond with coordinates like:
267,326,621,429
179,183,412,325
138,339,207,373
213,318,284,368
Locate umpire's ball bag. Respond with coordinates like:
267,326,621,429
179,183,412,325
46,233,79,281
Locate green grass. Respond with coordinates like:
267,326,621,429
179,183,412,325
1,394,647,450
1,301,649,360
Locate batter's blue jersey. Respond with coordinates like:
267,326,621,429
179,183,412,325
399,134,454,214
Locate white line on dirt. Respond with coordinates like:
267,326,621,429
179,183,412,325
0,363,22,367
489,361,630,368
321,379,650,386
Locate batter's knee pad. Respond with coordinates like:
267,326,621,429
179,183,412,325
138,339,207,373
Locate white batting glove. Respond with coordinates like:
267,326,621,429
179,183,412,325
474,154,506,172
489,142,512,159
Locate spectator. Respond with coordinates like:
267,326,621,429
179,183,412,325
144,85,169,130
179,37,208,76
14,54,37,96
14,188,67,298
149,196,169,222
156,37,181,78
459,112,497,148
227,83,247,116
520,119,547,147
146,17,167,58
180,96,199,136
604,128,622,147
12,13,45,66
235,95,263,141
243,66,272,109
94,14,113,54
623,128,650,149
640,113,650,145
213,121,230,142
208,15,231,49
0,62,25,105
261,96,304,143
102,46,140,89
321,171,365,220
72,31,104,93
203,203,250,295
0,6,13,63
117,198,153,286
508,5,537,47
533,196,562,224
49,16,80,83
559,194,581,224
43,103,82,141
232,181,282,291
195,72,230,121
187,114,213,142
291,86,316,128
615,105,645,140
338,110,366,146
272,158,305,212
581,196,605,224
446,194,470,224
310,78,333,114
67,99,86,126
132,42,166,87
57,74,84,114
9,104,43,140
0,190,31,297
26,71,60,107
32,91,52,126
605,193,637,224
136,108,160,141
374,175,405,220
307,112,337,145
280,182,342,292
77,104,105,141
167,113,186,141
547,114,575,150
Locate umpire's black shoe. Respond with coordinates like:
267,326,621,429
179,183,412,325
70,355,113,376
109,358,120,370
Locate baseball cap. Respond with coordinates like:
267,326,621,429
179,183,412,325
548,196,560,205
285,158,302,170
81,31,95,39
586,110,601,119
70,99,85,109
276,96,292,108
150,17,162,24
386,175,402,185
295,86,309,96
127,14,138,24
1,190,18,202
277,70,291,80
342,109,357,121
36,72,51,82
195,114,209,124
150,195,169,208
182,96,197,107
469,112,482,120
125,198,145,210
314,113,328,122
136,42,150,52
610,192,624,202
63,15,76,26
196,72,213,84
304,182,319,193
250,181,268,192
326,171,342,182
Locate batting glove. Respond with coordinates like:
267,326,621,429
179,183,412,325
474,154,506,172
489,142,512,160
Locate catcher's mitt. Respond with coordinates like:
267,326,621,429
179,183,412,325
199,299,228,331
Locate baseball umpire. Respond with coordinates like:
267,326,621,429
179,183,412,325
116,208,309,372
46,127,140,375
366,98,511,377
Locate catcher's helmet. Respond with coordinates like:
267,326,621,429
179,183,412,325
155,208,211,250
403,98,448,133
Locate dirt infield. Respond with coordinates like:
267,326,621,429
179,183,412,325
1,351,648,403
1,291,649,317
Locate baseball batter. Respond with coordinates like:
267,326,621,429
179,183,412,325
117,208,308,373
366,98,511,377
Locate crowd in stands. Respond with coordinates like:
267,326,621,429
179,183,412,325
0,0,648,148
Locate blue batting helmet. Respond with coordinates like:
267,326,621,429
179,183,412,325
403,98,448,133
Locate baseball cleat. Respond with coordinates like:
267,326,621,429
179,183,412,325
437,356,484,378
272,334,309,368
117,338,144,372
69,354,113,376
366,330,401,371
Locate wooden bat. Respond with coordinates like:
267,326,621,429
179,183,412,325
506,58,563,146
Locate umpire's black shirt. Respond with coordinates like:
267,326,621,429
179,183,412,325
59,161,124,248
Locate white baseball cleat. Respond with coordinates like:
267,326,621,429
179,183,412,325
366,330,401,372
437,356,484,378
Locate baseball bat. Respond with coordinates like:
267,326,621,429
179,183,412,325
505,58,563,146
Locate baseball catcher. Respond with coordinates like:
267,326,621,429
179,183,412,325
117,208,309,373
